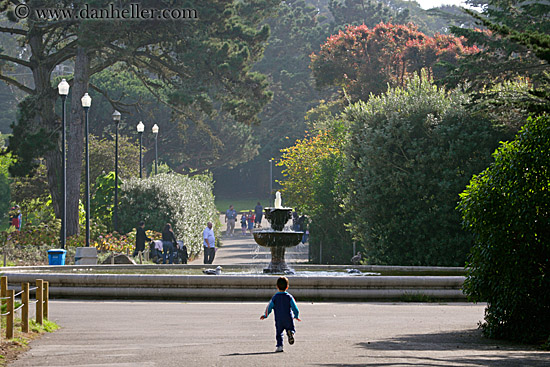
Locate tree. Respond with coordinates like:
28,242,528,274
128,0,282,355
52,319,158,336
328,0,409,31
213,0,468,198
310,22,479,101
459,115,550,344
1,0,278,238
0,138,11,226
278,112,352,264
448,0,549,112
345,72,502,266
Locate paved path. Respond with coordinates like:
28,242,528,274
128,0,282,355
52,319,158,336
10,301,550,367
9,218,550,366
188,215,309,266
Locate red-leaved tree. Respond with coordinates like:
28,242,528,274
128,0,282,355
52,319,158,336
310,23,479,101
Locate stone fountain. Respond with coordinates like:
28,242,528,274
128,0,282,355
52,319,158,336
253,192,303,273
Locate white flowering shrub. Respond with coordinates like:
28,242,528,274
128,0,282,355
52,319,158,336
119,173,218,255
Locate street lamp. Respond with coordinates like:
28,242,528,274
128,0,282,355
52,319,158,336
269,159,273,207
81,93,92,247
57,78,69,249
137,121,144,178
112,110,121,232
152,124,159,175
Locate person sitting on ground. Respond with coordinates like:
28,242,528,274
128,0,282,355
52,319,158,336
176,240,189,264
150,240,163,264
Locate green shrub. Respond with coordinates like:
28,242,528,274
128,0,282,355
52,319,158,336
459,115,550,344
91,172,121,231
345,72,502,266
118,173,218,255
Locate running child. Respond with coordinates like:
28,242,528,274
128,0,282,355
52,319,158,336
260,276,301,352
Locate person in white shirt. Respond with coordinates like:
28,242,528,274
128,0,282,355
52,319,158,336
203,221,216,264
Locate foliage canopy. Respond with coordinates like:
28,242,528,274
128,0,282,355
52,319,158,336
345,72,502,266
459,115,550,344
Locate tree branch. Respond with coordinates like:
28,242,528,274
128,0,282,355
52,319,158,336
0,26,27,35
0,54,32,68
129,64,189,116
88,82,139,113
0,74,34,94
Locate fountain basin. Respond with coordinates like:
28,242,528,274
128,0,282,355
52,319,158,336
253,230,304,273
253,230,303,248
1,265,467,301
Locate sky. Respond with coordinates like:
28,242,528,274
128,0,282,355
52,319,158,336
415,0,468,9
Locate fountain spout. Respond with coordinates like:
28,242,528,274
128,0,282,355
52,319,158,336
274,191,282,209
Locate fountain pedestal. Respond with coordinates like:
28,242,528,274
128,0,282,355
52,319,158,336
265,246,289,273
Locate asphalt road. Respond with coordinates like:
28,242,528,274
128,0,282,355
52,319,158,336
10,300,550,367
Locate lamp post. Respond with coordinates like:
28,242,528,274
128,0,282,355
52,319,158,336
137,121,144,178
57,79,69,249
152,124,159,175
112,110,121,232
269,159,273,207
81,93,92,247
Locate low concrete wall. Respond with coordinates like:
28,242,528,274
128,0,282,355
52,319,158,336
2,270,466,301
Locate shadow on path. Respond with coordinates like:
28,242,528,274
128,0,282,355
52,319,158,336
222,351,279,356
313,329,550,367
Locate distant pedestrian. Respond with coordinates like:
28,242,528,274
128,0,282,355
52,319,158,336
254,202,263,228
292,211,299,231
203,221,216,264
247,210,255,235
9,205,21,231
241,213,247,235
260,276,301,353
225,205,237,236
162,223,177,264
133,221,152,257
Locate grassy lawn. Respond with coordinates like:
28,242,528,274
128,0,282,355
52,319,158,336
215,197,271,213
0,319,59,366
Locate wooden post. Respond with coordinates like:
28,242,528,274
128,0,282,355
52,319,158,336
1,276,7,308
22,282,29,333
36,279,43,325
6,289,14,339
43,281,49,320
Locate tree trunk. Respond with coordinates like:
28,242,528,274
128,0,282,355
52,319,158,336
66,47,90,237
28,31,62,222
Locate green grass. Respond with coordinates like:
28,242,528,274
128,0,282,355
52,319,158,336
215,197,270,213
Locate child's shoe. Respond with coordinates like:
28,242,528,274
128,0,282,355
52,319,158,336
275,346,284,353
287,330,295,345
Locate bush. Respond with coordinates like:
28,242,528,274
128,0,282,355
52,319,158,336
118,173,218,256
459,115,550,344
345,72,502,266
278,117,352,264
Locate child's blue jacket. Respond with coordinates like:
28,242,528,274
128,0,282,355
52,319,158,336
262,291,300,323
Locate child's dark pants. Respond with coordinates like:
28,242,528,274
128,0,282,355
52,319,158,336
275,320,295,347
